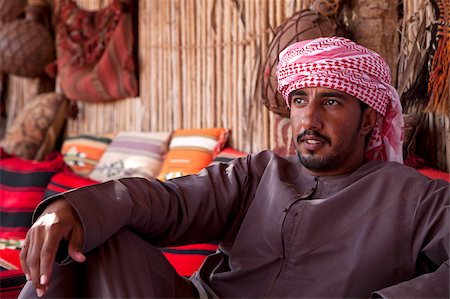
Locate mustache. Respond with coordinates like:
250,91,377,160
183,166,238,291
296,130,331,145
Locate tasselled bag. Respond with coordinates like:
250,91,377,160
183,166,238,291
50,0,139,102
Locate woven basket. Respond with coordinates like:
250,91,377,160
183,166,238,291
0,4,54,77
260,9,347,118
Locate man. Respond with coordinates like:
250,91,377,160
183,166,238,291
19,37,449,298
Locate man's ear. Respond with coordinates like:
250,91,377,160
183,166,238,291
360,107,377,136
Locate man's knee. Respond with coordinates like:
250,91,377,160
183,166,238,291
86,228,195,298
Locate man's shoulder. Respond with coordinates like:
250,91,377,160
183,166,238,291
242,150,301,174
249,150,299,166
245,149,281,161
361,160,442,183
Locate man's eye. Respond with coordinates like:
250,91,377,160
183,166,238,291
292,97,306,105
324,99,339,106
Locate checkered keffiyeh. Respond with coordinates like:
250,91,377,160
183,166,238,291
277,36,404,163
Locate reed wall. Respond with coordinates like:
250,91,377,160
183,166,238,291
66,0,316,153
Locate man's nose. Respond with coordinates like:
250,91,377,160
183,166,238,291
301,104,322,129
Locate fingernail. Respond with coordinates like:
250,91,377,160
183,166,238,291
25,273,31,281
36,288,44,297
40,274,47,285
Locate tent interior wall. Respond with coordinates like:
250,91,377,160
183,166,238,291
2,0,449,172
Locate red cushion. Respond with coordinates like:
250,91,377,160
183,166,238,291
0,249,26,299
209,147,248,165
0,150,65,240
0,170,99,299
418,167,450,182
0,269,25,299
160,242,218,277
43,168,100,198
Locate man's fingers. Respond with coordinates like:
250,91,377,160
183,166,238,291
39,231,63,289
19,239,31,281
24,212,67,297
25,230,46,294
17,199,82,297
68,223,86,263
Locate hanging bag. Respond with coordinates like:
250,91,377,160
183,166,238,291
52,0,138,102
0,0,26,24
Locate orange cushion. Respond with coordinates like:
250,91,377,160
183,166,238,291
157,128,229,181
61,134,114,176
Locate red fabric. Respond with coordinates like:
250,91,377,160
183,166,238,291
418,167,450,182
0,151,65,240
210,147,248,165
0,249,21,270
161,243,218,277
216,147,248,159
0,269,25,299
0,249,25,299
0,170,98,299
44,168,99,198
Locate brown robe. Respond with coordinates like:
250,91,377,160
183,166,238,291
20,150,449,298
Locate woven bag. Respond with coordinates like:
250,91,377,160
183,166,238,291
0,0,26,24
53,0,138,102
0,3,55,77
260,9,347,118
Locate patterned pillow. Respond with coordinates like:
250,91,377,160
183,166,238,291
0,92,68,161
209,147,248,165
89,131,171,182
61,134,114,176
0,149,65,240
157,128,229,181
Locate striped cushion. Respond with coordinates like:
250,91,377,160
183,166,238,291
160,242,219,277
61,134,114,176
0,169,98,298
0,249,26,299
418,167,450,182
157,128,229,181
44,168,100,199
89,132,171,182
0,149,65,240
0,268,25,299
209,147,248,165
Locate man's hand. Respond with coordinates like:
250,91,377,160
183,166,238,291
19,199,86,297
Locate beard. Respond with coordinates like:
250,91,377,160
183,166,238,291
296,124,362,172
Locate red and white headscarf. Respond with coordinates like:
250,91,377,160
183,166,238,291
277,36,404,163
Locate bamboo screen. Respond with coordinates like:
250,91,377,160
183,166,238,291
65,0,315,153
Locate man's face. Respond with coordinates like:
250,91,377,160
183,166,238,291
290,87,375,176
